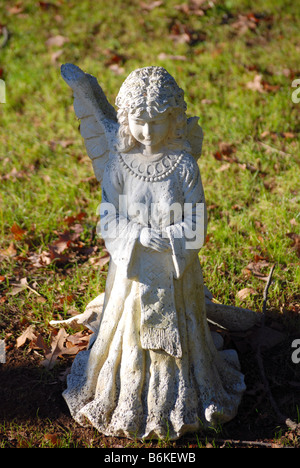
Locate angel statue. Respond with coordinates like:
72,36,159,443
52,64,253,441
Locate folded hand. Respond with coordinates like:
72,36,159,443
139,228,171,252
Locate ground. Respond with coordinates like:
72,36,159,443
0,0,300,449
1,311,299,448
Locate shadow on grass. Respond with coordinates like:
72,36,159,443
0,328,299,447
0,349,68,423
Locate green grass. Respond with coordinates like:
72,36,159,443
0,0,299,448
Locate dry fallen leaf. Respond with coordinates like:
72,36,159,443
29,333,48,351
108,64,125,75
65,330,91,351
169,21,206,46
7,5,24,15
287,232,300,258
243,260,270,281
231,13,259,35
246,74,265,93
64,212,86,226
11,222,26,241
140,1,163,11
45,35,69,47
41,328,92,369
8,277,29,296
174,0,206,16
16,325,37,348
158,53,187,61
236,287,257,301
215,162,231,173
0,242,17,257
44,433,60,446
8,277,41,296
41,328,69,369
51,49,63,64
1,167,29,181
28,251,52,267
89,252,110,269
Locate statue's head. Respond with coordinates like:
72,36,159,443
115,66,189,153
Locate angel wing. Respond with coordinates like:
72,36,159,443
187,116,204,161
61,63,119,184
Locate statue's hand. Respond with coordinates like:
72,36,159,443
139,227,171,253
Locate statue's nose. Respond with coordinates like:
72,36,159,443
143,123,151,138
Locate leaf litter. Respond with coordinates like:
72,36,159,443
1,2,299,448
16,324,92,370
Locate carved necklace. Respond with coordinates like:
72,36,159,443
119,150,183,182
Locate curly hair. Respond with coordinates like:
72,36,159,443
115,66,190,152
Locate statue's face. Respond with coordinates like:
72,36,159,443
128,109,170,154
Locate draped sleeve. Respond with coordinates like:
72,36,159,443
165,153,207,279
99,155,143,278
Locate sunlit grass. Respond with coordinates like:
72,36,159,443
0,0,299,448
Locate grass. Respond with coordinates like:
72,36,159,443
0,0,300,448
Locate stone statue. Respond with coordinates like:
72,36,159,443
53,64,251,440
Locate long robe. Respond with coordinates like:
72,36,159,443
62,149,245,440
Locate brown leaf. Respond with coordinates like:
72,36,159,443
108,64,125,75
246,74,280,93
44,433,60,446
11,222,26,241
48,139,74,150
158,53,187,61
236,287,257,301
231,13,260,35
213,142,237,162
8,277,28,296
51,49,63,64
41,328,69,369
89,252,110,269
174,0,205,16
246,74,265,93
50,238,70,255
261,79,280,92
29,333,49,352
38,1,59,11
1,167,28,181
58,294,75,304
7,5,24,15
216,162,231,173
0,242,17,257
140,1,163,11
28,251,52,267
243,260,270,281
282,131,297,139
65,330,91,351
16,325,37,348
218,142,236,156
8,277,42,297
287,232,300,258
213,151,222,161
45,35,69,47
64,212,86,226
169,21,206,46
47,229,82,263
